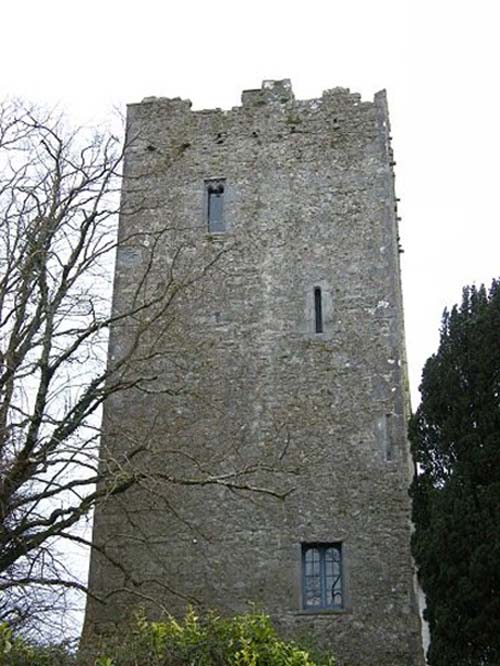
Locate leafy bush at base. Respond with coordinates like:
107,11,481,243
1,611,336,666
0,623,75,666
94,609,336,666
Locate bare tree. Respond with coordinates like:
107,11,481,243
0,101,292,639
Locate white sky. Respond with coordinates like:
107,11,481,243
1,0,499,404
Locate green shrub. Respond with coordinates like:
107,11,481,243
1,611,336,666
0,623,76,666
96,609,336,666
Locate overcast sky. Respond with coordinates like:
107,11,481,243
2,0,499,404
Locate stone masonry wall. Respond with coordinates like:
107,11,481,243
83,80,424,666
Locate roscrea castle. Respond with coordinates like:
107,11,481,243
83,80,424,666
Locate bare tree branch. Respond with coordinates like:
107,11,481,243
0,100,292,639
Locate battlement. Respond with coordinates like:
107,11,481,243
131,79,386,117
241,78,295,106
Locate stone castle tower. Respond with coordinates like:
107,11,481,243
83,80,424,666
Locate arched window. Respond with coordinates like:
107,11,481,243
302,543,343,609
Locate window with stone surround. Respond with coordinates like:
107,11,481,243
206,179,225,232
302,543,343,610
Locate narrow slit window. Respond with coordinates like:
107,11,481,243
385,413,393,461
314,287,323,333
207,181,225,232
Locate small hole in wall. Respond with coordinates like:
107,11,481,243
215,133,225,144
146,144,156,152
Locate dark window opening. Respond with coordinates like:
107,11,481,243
207,181,225,233
314,287,323,333
385,413,393,461
302,543,343,610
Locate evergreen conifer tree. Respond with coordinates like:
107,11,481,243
409,279,500,665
